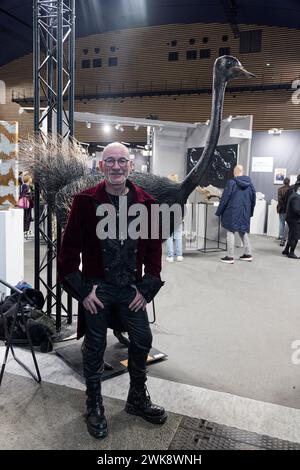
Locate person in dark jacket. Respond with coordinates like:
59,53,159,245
215,165,256,264
58,142,167,440
277,177,290,246
282,182,300,259
282,173,300,214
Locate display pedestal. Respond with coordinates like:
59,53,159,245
250,200,266,235
0,208,24,296
267,203,279,237
184,201,226,252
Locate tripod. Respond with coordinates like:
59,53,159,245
0,278,41,386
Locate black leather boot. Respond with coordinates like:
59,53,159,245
125,383,168,424
85,382,108,439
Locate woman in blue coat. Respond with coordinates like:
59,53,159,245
215,165,256,264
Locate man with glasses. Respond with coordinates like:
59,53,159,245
58,142,166,439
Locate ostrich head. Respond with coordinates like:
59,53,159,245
215,55,255,82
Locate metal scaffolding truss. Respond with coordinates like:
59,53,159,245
33,0,75,330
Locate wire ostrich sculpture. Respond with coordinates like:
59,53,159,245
19,55,254,346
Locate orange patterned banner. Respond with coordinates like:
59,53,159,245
0,124,18,144
0,121,18,206
0,167,16,186
0,151,17,161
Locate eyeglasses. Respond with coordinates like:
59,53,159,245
103,157,130,168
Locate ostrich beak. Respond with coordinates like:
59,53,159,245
235,66,256,78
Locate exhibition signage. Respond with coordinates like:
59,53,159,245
230,128,252,139
251,157,273,173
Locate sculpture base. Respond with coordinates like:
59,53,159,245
55,335,167,381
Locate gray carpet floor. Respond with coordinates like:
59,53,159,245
151,235,300,408
0,373,181,450
23,235,300,408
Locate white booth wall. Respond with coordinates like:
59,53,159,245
151,115,252,180
151,116,259,247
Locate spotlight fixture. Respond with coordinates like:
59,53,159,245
268,128,283,135
115,124,121,130
103,124,111,133
227,115,232,122
119,126,124,132
266,63,271,67
134,125,140,131
86,122,91,129
205,119,210,125
18,107,24,114
121,141,130,146
158,126,163,132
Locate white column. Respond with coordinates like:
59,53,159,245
0,208,24,296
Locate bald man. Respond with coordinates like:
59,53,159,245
216,164,256,264
58,142,167,439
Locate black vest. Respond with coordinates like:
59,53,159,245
95,188,139,287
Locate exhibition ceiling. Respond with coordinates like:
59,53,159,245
0,0,300,66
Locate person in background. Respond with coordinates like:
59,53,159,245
282,181,300,259
166,174,184,262
215,164,256,264
277,177,290,247
18,171,23,197
20,174,34,236
282,173,300,215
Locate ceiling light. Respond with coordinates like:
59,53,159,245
227,115,232,122
86,122,91,129
115,124,121,130
103,124,111,133
134,125,140,131
18,108,24,114
205,119,210,125
119,126,124,132
268,128,283,135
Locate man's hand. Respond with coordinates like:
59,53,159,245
129,287,147,312
83,285,104,314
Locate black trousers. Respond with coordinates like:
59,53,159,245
23,208,32,232
82,281,152,387
286,222,298,253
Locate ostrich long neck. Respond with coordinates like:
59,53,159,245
181,75,227,201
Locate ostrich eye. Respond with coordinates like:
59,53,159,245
227,59,236,68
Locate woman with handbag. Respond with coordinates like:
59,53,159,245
18,174,34,235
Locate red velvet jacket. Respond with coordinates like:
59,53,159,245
57,179,163,338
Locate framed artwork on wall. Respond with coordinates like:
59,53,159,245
274,168,287,184
186,144,238,188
